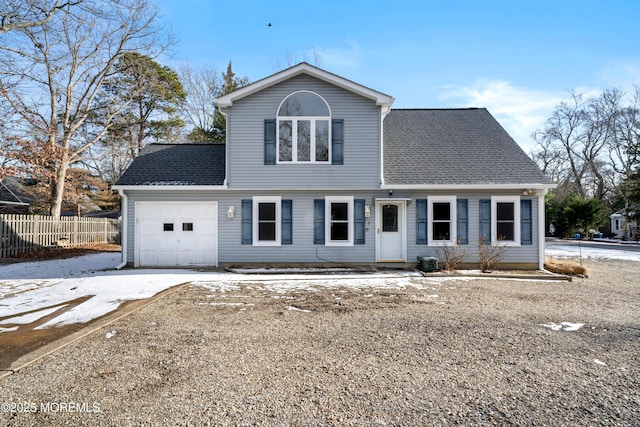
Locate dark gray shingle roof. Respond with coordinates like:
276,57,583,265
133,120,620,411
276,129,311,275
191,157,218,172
0,177,31,204
115,143,225,186
383,108,550,186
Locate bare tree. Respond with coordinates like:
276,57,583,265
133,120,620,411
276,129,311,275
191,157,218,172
581,93,616,200
0,0,81,34
273,45,324,71
606,87,640,185
179,63,222,139
532,90,616,201
179,61,249,143
0,0,171,216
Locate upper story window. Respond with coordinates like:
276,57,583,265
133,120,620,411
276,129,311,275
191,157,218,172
277,91,331,163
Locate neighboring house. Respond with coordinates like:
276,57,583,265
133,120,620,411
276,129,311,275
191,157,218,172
113,63,554,269
61,195,119,218
0,177,31,214
610,208,639,240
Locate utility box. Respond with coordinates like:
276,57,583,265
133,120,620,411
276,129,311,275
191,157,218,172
417,256,439,272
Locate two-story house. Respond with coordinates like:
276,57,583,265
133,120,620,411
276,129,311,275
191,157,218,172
113,63,553,269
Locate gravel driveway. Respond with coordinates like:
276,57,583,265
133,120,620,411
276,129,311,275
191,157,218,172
1,259,638,426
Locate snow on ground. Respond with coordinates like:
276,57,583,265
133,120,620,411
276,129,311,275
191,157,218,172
0,253,218,329
0,243,637,333
545,244,640,261
542,322,585,332
0,253,441,332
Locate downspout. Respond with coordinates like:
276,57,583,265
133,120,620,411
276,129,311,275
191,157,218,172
116,189,128,269
538,189,547,271
219,106,230,187
379,104,391,187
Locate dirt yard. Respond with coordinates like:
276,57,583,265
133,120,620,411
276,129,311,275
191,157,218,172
0,258,638,426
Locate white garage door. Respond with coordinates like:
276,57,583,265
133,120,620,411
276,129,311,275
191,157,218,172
135,202,218,267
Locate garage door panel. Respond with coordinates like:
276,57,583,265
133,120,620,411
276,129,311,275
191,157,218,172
135,202,218,267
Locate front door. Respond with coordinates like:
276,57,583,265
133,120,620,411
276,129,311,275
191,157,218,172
376,201,406,262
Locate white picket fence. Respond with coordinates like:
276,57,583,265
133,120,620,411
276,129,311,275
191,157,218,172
0,214,120,258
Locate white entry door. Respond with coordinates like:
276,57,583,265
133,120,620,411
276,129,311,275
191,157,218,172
135,202,218,267
376,201,406,262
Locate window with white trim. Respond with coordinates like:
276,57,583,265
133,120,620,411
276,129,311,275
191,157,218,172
252,196,281,246
428,196,457,245
277,91,330,163
326,196,353,246
491,196,520,246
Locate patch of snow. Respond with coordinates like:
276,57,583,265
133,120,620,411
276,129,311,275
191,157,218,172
546,244,640,261
0,326,18,332
594,359,607,366
0,304,67,325
542,322,585,332
105,331,116,339
198,302,255,307
230,267,369,274
0,252,121,280
286,306,311,313
0,253,218,330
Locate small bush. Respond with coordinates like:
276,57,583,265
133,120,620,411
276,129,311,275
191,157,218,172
435,239,466,272
477,236,508,272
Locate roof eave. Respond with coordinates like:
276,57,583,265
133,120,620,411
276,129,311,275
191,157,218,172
0,200,30,206
380,183,557,191
112,185,228,191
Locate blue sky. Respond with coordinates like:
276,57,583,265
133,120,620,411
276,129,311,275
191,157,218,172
155,0,640,151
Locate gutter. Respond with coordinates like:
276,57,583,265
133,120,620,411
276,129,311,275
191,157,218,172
115,189,128,270
110,184,227,191
380,183,556,191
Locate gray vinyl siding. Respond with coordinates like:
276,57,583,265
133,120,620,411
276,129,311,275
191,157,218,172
122,189,541,266
219,192,375,263
225,75,381,189
403,190,541,265
123,190,376,264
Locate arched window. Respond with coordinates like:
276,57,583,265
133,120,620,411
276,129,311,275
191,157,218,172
277,91,331,163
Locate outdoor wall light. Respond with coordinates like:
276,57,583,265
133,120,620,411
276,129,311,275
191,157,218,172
364,205,371,218
227,205,235,218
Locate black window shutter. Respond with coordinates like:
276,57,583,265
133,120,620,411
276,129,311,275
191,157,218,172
314,199,325,244
264,119,276,165
241,199,253,244
331,119,344,165
521,199,532,245
457,199,468,244
282,199,292,245
354,199,365,244
416,199,427,244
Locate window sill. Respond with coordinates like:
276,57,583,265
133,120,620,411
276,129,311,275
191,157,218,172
494,241,521,247
325,241,353,247
252,242,282,247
